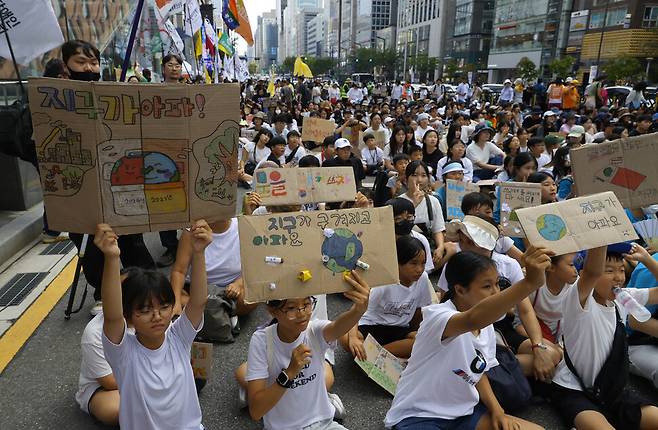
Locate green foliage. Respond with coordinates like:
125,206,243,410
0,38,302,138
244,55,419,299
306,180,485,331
282,56,296,74
248,61,259,75
548,56,575,79
517,57,538,82
305,57,337,76
443,59,460,81
602,56,643,84
348,47,378,73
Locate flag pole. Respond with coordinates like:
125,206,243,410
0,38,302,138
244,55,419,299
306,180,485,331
120,0,145,82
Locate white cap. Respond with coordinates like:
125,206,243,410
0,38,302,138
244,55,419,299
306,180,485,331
566,77,573,83
417,113,430,122
384,116,395,125
446,215,500,251
334,138,351,149
543,110,556,117
442,162,465,175
504,79,512,84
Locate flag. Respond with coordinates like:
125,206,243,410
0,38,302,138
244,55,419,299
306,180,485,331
0,0,64,65
204,19,217,56
267,69,276,97
222,0,239,30
155,0,184,24
236,57,250,82
223,54,235,80
234,0,254,46
294,57,313,78
183,0,202,36
161,18,184,55
217,30,234,57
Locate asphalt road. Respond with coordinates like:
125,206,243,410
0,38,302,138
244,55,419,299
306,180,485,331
1,232,657,430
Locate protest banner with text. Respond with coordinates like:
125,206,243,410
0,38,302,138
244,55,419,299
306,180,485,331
355,334,407,396
301,117,337,143
255,167,357,206
446,179,480,220
499,182,542,237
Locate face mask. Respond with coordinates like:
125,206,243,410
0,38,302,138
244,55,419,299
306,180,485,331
394,219,415,236
69,70,101,82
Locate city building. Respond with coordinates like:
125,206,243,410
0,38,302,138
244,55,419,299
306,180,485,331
255,10,279,71
396,0,452,82
307,12,328,57
279,0,322,59
567,0,658,82
487,0,572,82
355,0,397,49
295,7,322,55
448,0,494,70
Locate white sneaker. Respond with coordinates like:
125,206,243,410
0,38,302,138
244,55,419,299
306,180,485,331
237,385,247,409
328,392,346,420
90,300,103,316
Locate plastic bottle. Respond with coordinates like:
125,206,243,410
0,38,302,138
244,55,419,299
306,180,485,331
613,287,651,322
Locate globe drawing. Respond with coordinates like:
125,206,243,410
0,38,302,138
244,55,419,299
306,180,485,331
321,228,364,273
536,214,567,241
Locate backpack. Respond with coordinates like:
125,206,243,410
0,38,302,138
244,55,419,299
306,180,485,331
196,285,240,343
372,170,391,207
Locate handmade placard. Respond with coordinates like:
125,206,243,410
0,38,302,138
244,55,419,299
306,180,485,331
27,78,240,234
355,334,407,396
239,206,399,302
570,134,658,208
499,182,542,237
191,342,213,380
254,167,356,206
301,117,337,143
240,128,257,141
515,191,638,255
372,130,388,148
445,179,480,220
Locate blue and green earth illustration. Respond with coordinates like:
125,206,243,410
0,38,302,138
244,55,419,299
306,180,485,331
321,228,363,273
536,214,567,241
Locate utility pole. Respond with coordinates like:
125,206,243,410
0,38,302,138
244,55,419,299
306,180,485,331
337,0,342,61
595,0,610,73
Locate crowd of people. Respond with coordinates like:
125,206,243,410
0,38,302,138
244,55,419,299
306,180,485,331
20,38,658,430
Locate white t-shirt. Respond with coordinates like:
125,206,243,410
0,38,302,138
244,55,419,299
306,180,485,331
400,193,446,234
411,229,434,272
359,272,433,327
514,281,575,338
466,141,504,165
244,141,271,164
284,144,306,167
385,300,498,427
438,249,523,292
436,156,474,182
552,285,649,391
102,313,204,430
246,320,336,430
535,153,551,171
495,236,515,255
415,126,434,142
361,146,385,166
76,313,135,414
383,143,404,161
195,218,241,287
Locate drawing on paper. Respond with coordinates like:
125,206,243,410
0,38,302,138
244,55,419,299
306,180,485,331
595,166,647,191
321,228,364,273
193,120,240,204
536,214,567,241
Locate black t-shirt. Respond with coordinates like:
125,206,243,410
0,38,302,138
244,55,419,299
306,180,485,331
522,116,542,135
423,149,444,178
323,155,365,188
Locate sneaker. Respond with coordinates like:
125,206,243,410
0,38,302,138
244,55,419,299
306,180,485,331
41,232,69,244
156,248,176,267
328,392,346,420
90,300,103,316
237,385,248,409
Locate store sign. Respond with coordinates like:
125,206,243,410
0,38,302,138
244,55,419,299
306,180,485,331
570,10,589,32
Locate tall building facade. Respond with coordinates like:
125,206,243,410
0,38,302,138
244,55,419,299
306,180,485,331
307,12,328,56
278,0,322,59
487,0,572,81
355,0,397,49
449,0,494,68
255,10,278,71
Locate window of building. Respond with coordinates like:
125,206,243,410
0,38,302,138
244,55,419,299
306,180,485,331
643,5,658,27
589,11,604,29
605,8,627,26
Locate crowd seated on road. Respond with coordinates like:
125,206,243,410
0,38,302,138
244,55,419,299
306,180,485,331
12,39,658,430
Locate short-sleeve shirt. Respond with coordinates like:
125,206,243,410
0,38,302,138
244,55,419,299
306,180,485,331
438,248,523,292
400,193,446,234
466,141,504,165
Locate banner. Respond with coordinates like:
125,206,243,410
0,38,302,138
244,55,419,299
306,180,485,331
28,78,240,234
239,207,399,302
255,167,356,206
445,179,480,220
222,0,239,30
372,130,387,148
183,0,202,36
515,192,638,255
0,0,64,65
218,30,235,57
355,334,407,396
499,182,542,237
570,134,658,208
301,117,336,143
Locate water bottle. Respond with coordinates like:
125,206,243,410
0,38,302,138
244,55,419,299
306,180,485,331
613,287,651,322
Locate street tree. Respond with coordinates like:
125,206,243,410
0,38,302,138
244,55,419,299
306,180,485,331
305,57,337,76
548,56,575,78
517,57,539,82
443,59,460,81
248,61,259,75
603,56,643,84
282,56,296,74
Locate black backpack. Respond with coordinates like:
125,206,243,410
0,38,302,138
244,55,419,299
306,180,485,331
372,170,391,207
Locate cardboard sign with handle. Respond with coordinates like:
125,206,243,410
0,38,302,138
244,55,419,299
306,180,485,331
445,179,480,220
499,182,542,237
301,117,337,143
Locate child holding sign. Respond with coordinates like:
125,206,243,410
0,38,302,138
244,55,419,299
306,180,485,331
96,221,212,430
246,272,371,430
385,247,552,430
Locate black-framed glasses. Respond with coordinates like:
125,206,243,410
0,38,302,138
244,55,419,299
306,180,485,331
279,297,317,319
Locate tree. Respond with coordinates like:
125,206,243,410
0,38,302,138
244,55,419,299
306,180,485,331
305,57,337,76
408,54,438,82
248,61,259,75
376,48,398,80
348,47,378,73
517,57,538,82
602,56,643,84
281,56,296,74
548,56,575,79
443,59,460,81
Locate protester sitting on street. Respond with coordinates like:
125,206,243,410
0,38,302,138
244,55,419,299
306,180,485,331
283,130,306,167
383,126,408,171
243,129,273,172
386,153,410,198
527,172,558,204
360,133,384,176
96,221,212,429
322,138,365,189
340,235,433,360
466,123,505,182
385,248,552,430
437,138,474,181
527,137,551,173
421,129,443,179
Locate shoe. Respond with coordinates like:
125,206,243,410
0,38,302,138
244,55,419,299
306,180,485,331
156,248,176,267
41,232,69,244
90,300,103,316
237,385,247,409
328,392,346,420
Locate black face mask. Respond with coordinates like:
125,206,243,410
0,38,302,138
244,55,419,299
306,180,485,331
395,219,415,236
69,70,101,82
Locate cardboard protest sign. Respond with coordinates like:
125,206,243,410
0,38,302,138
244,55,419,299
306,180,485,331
515,191,638,255
570,135,658,208
191,342,213,380
239,206,399,302
255,167,356,206
241,128,257,141
301,117,336,143
499,182,542,237
355,334,407,396
445,179,480,220
342,127,365,158
372,130,388,148
28,78,240,234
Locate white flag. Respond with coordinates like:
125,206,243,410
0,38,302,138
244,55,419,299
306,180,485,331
155,0,184,24
0,0,64,65
161,19,184,56
184,0,202,36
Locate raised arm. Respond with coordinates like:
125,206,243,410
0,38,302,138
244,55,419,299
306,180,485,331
442,246,553,339
169,232,193,315
94,224,124,344
323,270,370,343
184,220,213,329
577,246,607,307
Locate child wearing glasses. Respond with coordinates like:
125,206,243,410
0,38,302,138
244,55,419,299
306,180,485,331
95,221,212,430
245,271,371,430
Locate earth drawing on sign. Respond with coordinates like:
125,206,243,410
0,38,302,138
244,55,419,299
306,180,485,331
321,228,364,273
536,214,568,241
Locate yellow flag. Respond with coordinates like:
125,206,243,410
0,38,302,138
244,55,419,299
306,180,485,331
294,57,313,78
268,69,275,96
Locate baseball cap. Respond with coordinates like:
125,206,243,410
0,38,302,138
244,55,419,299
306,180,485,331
442,162,465,175
446,215,500,251
567,125,585,138
334,138,351,149
384,116,395,125
543,111,556,118
417,113,430,122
